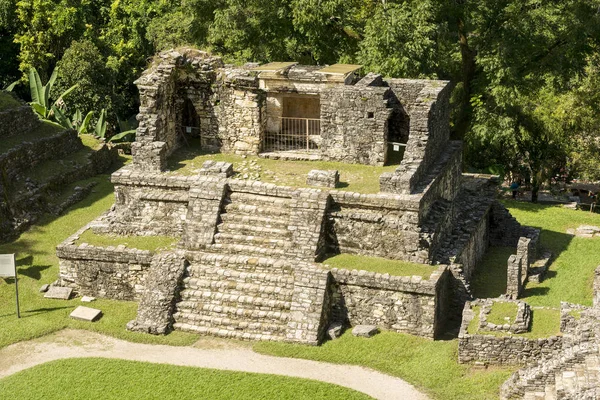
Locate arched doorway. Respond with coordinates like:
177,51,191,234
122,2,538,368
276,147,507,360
180,97,201,148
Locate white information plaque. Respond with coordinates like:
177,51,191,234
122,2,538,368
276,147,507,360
0,254,16,277
0,254,20,318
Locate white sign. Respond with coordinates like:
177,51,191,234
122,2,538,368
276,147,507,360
186,126,192,133
393,144,400,152
0,254,16,278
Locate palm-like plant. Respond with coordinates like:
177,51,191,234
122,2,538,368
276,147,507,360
52,107,94,134
28,67,78,120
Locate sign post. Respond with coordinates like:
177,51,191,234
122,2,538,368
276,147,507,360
0,254,19,318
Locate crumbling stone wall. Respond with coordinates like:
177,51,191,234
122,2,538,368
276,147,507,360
326,191,428,263
379,79,453,194
127,251,187,334
506,230,540,299
329,266,449,339
57,227,154,300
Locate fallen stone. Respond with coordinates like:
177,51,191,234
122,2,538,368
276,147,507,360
352,325,378,338
44,286,72,300
39,284,50,293
70,306,102,322
327,322,343,340
81,296,96,303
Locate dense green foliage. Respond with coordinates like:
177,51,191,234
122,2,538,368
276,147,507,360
2,0,599,187
0,358,373,399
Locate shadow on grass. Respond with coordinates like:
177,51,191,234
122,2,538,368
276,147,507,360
521,286,550,298
18,264,51,280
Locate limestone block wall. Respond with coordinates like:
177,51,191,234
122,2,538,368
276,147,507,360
57,228,154,300
107,169,197,236
329,266,449,339
458,302,563,365
132,49,224,171
215,82,265,155
326,191,430,263
506,231,540,299
183,178,227,250
380,79,453,194
127,251,187,334
320,85,392,166
288,189,330,261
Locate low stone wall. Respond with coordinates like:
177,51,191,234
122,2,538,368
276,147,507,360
329,266,449,339
458,302,563,365
57,227,154,300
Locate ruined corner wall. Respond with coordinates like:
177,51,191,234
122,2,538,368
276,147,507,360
329,266,449,339
380,79,453,194
320,85,392,166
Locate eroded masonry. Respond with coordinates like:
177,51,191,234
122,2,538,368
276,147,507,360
56,48,536,344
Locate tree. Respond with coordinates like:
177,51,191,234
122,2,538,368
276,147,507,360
52,40,113,118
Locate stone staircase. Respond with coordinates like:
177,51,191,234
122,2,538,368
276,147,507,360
173,252,329,343
173,253,295,341
171,185,330,343
211,191,294,257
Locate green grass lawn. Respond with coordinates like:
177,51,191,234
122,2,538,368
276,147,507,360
323,253,437,279
0,358,373,400
76,229,179,252
486,302,518,325
167,144,397,194
0,174,198,349
254,331,514,400
472,201,600,307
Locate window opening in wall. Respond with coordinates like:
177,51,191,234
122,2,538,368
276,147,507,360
180,97,200,147
263,95,321,153
367,111,374,118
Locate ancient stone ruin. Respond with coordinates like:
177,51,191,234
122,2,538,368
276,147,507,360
55,48,538,345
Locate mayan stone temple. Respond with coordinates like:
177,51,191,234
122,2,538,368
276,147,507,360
55,48,538,345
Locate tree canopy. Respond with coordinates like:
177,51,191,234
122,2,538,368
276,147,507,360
2,0,599,193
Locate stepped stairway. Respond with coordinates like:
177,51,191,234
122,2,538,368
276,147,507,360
502,308,600,400
173,253,297,341
174,189,328,343
211,191,294,257
0,97,116,241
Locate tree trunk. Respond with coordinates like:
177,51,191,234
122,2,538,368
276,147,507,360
454,17,477,140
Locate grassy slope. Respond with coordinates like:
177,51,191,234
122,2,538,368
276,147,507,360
0,358,373,400
167,145,397,194
323,254,437,279
254,332,513,400
0,175,197,349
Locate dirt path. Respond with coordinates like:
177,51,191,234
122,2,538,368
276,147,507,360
0,329,428,400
